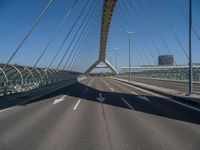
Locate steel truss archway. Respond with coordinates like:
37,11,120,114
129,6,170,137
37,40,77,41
85,0,118,74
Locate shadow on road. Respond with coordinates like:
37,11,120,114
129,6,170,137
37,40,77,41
0,80,200,125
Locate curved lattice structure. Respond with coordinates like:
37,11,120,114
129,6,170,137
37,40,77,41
0,63,80,95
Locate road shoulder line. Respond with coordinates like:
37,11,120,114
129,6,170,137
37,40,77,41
111,78,200,112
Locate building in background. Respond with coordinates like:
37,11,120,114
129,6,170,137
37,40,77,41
158,55,174,66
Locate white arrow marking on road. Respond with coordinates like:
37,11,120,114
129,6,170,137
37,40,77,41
131,91,149,101
137,95,150,101
96,93,106,103
53,95,67,104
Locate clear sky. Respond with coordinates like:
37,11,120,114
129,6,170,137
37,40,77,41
0,0,199,72
107,0,200,69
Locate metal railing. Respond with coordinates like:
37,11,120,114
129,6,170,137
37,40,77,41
0,65,81,96
118,66,200,82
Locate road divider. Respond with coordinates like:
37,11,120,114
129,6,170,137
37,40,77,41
110,77,200,112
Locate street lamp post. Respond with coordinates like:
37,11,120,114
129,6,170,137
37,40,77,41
126,31,134,81
188,0,192,95
114,48,119,77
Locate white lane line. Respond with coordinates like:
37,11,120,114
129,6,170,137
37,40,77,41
53,95,67,105
116,80,160,97
166,98,200,112
121,98,135,110
73,99,81,110
110,87,114,91
114,79,200,112
101,78,109,86
85,88,88,92
132,85,161,97
0,108,9,113
88,78,94,86
194,91,200,94
131,91,138,95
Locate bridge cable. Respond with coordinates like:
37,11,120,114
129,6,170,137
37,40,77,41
111,7,145,66
155,0,189,59
48,0,90,69
55,0,92,71
114,1,149,63
69,17,97,72
176,0,200,40
141,0,186,75
120,0,157,65
129,0,161,56
62,0,98,70
67,5,99,71
129,0,177,66
2,0,53,74
71,14,99,72
141,0,175,58
33,0,79,67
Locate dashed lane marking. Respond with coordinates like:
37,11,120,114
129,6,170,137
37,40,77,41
114,79,200,112
131,91,138,95
73,99,81,110
121,98,135,110
110,87,114,91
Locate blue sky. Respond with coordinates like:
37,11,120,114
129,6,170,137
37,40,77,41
0,0,199,72
107,0,200,68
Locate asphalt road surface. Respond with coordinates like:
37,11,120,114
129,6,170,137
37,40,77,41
119,77,200,94
0,77,200,150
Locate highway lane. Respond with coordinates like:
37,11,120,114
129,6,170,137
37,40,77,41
100,77,200,149
0,78,92,149
0,77,199,150
119,77,200,94
104,77,200,121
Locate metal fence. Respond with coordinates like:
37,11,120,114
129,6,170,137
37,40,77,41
118,65,200,82
0,63,81,96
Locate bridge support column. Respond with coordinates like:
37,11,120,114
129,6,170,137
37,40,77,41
85,59,118,75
